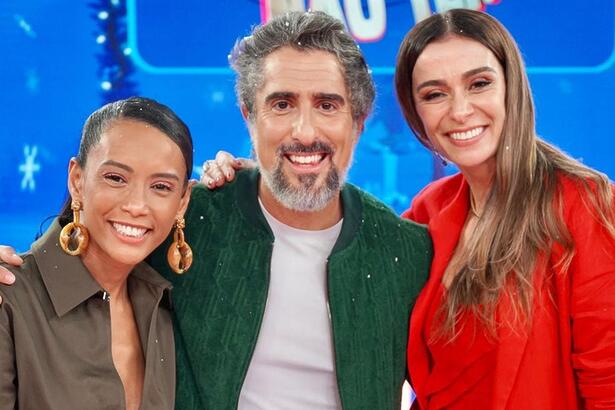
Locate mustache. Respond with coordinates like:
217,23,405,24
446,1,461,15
278,140,334,156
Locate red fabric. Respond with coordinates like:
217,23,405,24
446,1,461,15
422,285,497,409
403,173,615,410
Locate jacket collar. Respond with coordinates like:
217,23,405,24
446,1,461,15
33,219,172,318
235,168,362,255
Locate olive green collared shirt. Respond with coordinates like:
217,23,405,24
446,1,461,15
0,221,175,410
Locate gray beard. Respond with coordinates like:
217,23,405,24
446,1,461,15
259,157,345,212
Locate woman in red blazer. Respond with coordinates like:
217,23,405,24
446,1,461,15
395,9,615,409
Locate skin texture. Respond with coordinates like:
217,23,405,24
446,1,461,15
412,35,506,208
242,46,363,230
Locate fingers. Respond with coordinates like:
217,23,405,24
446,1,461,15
236,157,257,169
200,160,226,189
0,246,22,268
0,266,16,286
200,150,245,189
0,245,19,291
215,151,242,181
0,248,21,303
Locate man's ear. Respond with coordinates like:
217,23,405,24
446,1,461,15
67,158,84,200
240,103,250,122
240,103,258,146
353,116,366,143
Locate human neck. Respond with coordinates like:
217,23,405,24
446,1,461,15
461,163,496,214
258,181,343,230
81,250,133,300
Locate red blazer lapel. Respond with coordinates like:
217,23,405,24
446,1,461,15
492,297,531,408
492,255,549,408
408,176,470,407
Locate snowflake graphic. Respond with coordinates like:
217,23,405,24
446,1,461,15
18,145,41,192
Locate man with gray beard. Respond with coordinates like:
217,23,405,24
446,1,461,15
0,10,432,410
152,11,432,409
263,139,342,212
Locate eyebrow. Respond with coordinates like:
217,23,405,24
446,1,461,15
152,172,180,181
101,160,180,181
102,160,133,172
415,66,497,92
315,92,346,105
264,91,296,104
264,91,346,105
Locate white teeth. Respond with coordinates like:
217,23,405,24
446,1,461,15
112,223,147,238
449,127,484,141
288,154,323,164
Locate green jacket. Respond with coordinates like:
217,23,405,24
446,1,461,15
149,169,432,410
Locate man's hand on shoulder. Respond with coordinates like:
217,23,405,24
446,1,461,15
200,150,255,189
0,246,21,304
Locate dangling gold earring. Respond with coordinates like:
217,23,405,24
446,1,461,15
59,200,90,256
167,218,193,274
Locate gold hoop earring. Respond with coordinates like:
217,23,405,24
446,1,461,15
59,200,90,256
167,218,193,274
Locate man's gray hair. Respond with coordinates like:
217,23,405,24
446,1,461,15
229,11,375,122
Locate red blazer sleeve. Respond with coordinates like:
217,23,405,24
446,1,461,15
564,181,615,408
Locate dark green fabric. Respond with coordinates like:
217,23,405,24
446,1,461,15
149,169,432,410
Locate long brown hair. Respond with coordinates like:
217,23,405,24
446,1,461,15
395,9,615,336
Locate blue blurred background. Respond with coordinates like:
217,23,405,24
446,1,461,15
2,0,614,252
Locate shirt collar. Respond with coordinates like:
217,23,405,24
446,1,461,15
129,259,174,311
33,219,172,317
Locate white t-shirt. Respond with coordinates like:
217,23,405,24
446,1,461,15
237,200,343,410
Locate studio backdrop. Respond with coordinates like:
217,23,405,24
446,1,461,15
1,0,614,251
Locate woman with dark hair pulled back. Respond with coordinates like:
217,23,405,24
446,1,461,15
0,96,194,409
